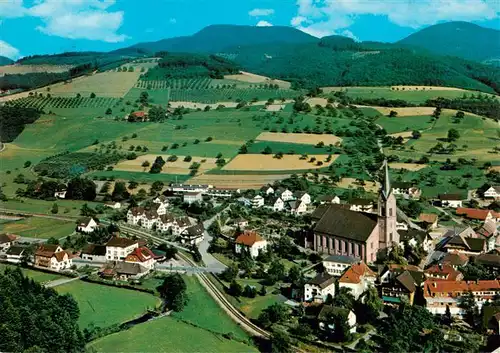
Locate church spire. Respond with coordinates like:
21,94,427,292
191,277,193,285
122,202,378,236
381,160,391,199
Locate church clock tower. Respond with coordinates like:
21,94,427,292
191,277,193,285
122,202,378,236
378,160,398,248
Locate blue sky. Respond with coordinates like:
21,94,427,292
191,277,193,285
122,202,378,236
1,0,499,59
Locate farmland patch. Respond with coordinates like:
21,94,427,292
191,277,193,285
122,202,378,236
256,132,342,145
389,163,428,171
222,154,337,171
188,173,291,189
114,154,217,175
0,64,73,76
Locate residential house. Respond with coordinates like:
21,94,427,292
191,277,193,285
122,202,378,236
484,185,500,199
475,219,498,251
104,202,121,209
141,210,160,230
441,234,486,255
260,185,275,195
392,182,421,199
438,194,463,208
128,111,148,121
276,188,294,201
235,230,268,258
270,196,285,212
127,207,146,225
323,255,359,276
81,244,107,262
171,217,192,236
125,246,156,270
294,191,311,205
6,246,26,264
317,305,357,333
424,279,500,316
419,213,439,229
76,217,99,233
399,229,434,252
348,198,374,213
285,199,307,215
0,233,18,252
304,272,336,302
157,213,176,232
34,244,72,271
54,190,67,199
153,195,170,207
424,263,463,282
338,261,377,299
106,237,139,261
456,208,500,222
180,223,205,245
319,195,340,205
440,252,469,269
101,261,149,280
183,191,203,204
380,264,424,305
252,195,264,208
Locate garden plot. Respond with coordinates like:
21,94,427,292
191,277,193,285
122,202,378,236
114,154,217,175
256,132,342,145
222,154,337,171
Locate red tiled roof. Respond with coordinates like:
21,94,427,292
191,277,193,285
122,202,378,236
424,264,462,281
132,111,146,117
0,233,18,244
53,251,68,262
125,246,155,263
424,279,500,298
456,208,499,221
235,231,264,247
339,261,376,284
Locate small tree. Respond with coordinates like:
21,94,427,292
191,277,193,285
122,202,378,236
448,128,460,142
411,130,421,139
105,108,112,115
23,161,32,168
90,92,96,98
156,273,188,312
229,280,243,297
51,203,59,214
388,110,398,117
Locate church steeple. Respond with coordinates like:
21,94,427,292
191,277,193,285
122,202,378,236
381,160,392,200
378,160,399,247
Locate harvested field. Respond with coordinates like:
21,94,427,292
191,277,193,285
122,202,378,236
168,99,292,110
189,173,291,189
337,177,379,193
305,97,331,107
389,163,428,171
222,154,337,171
372,106,436,116
224,71,291,89
114,154,217,175
389,131,414,143
266,104,285,111
488,166,500,173
256,132,342,145
0,64,72,76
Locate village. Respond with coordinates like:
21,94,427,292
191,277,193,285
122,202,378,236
1,163,500,351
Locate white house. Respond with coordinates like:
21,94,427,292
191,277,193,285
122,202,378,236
319,195,341,205
252,195,265,208
157,213,176,232
304,273,336,302
318,306,357,334
127,207,145,225
399,229,434,253
323,255,359,276
0,233,18,252
81,244,107,262
180,223,205,245
170,183,211,193
104,202,122,209
76,217,99,233
484,186,500,199
348,198,374,213
183,191,203,204
106,237,139,261
172,217,192,236
34,244,72,271
153,195,170,207
286,200,307,215
293,191,311,205
235,231,268,258
6,246,25,264
271,197,285,211
261,185,275,195
54,190,67,199
439,194,463,208
277,188,294,201
125,246,157,270
338,262,377,299
141,210,160,230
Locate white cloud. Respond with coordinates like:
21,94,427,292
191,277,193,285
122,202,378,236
169,18,177,24
292,0,500,37
0,0,128,43
0,40,21,59
340,30,359,42
256,20,273,27
249,8,274,17
0,0,26,18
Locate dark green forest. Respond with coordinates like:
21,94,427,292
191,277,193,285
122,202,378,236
0,106,41,142
0,267,85,353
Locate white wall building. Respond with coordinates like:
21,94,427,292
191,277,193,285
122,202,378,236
323,255,359,276
252,195,264,208
106,237,139,261
76,217,99,233
338,262,377,299
304,273,336,302
235,231,268,258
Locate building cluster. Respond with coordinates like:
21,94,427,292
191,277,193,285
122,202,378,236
169,183,241,203
252,186,313,215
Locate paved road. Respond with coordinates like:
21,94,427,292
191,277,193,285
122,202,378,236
434,206,463,225
198,208,229,271
45,275,83,288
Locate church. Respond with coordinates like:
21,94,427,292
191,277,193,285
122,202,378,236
309,162,399,263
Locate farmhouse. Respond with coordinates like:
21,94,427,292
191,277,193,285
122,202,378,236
34,244,72,271
440,252,469,269
322,254,359,276
0,233,18,252
304,272,336,302
106,237,139,261
125,246,156,270
476,219,498,251
81,244,107,262
456,208,500,222
128,111,148,122
484,185,500,199
380,265,424,305
183,191,203,204
310,162,399,263
180,223,205,245
235,230,268,258
6,246,26,264
424,263,463,282
438,193,463,208
76,217,99,233
338,261,377,299
424,279,500,316
399,229,434,252
101,262,149,280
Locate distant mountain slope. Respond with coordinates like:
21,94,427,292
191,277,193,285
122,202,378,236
125,24,318,54
397,21,500,63
227,42,500,93
0,56,14,66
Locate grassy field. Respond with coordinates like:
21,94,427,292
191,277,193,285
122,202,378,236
89,170,191,183
0,217,75,239
235,278,284,320
0,198,100,216
376,115,435,134
0,263,63,283
88,316,258,353
55,280,160,329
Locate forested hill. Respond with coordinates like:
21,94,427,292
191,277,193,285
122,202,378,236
226,41,500,93
121,25,318,54
0,56,14,66
397,21,500,64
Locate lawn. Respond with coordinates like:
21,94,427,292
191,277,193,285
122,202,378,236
0,198,100,217
376,115,435,134
0,217,76,239
247,141,335,155
172,275,250,341
55,280,160,329
0,263,63,283
88,316,258,353
235,278,284,320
